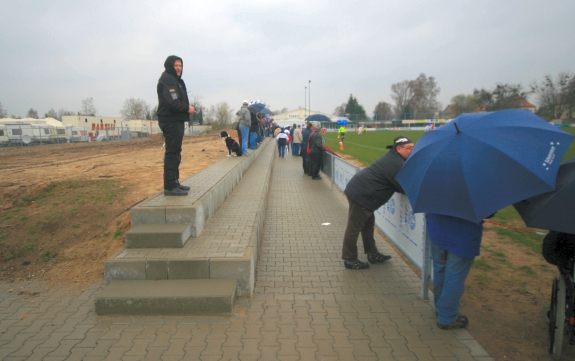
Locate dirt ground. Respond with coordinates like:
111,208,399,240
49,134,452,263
0,135,571,360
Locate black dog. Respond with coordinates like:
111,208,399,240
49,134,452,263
220,131,242,157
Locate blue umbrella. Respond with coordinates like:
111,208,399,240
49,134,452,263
258,108,272,115
395,110,574,223
514,159,575,234
306,114,331,122
248,103,266,113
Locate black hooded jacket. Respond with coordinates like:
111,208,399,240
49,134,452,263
157,55,190,122
344,146,407,212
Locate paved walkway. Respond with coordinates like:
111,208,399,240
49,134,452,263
0,148,493,360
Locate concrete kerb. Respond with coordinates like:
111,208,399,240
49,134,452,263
205,140,274,296
104,139,275,297
130,140,262,238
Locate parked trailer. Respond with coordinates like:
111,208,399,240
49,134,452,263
5,123,52,144
66,126,90,143
0,124,8,145
50,125,68,143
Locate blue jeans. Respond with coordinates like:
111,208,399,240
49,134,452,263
278,142,286,158
249,132,257,149
240,126,249,155
431,242,475,325
292,143,300,156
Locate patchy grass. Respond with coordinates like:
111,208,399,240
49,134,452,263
0,178,129,279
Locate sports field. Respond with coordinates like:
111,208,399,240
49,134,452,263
324,125,575,226
324,126,575,166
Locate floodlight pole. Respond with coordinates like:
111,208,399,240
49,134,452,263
308,80,311,117
305,86,307,120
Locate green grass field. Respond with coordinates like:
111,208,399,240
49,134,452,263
324,126,575,165
324,126,575,229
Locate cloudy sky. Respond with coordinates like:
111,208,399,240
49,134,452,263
1,0,574,118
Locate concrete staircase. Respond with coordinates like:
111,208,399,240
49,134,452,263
95,139,274,316
94,279,236,316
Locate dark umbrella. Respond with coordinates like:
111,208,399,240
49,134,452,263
306,114,331,122
258,108,272,115
395,110,574,223
514,159,575,234
248,103,266,113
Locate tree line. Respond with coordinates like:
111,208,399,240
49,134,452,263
333,71,575,121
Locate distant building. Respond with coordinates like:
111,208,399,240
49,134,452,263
513,98,536,113
62,115,123,131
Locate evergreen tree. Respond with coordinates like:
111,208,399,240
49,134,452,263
343,94,367,121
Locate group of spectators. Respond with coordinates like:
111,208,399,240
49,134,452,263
271,122,323,179
236,100,272,156
155,54,482,332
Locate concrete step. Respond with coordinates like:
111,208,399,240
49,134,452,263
125,223,191,248
95,279,236,316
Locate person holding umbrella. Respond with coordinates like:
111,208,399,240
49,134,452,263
341,136,414,269
425,213,493,330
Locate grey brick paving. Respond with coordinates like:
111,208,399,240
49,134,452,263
0,143,494,360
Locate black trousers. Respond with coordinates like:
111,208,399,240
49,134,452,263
341,198,379,262
310,150,322,177
159,121,185,190
301,145,309,173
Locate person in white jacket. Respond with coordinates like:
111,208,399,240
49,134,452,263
276,130,288,158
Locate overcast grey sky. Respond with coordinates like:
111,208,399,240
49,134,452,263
1,0,574,118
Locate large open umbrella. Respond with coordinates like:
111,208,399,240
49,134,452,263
248,103,266,113
514,159,575,234
258,108,272,115
306,114,331,122
395,110,574,223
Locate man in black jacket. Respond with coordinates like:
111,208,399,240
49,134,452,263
157,55,195,196
341,136,414,269
308,126,324,179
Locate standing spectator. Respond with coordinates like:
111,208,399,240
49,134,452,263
301,122,312,174
238,101,251,156
425,214,486,330
156,55,195,196
276,129,288,157
285,128,292,153
341,136,414,269
293,124,302,156
308,125,324,180
249,111,259,149
273,125,282,138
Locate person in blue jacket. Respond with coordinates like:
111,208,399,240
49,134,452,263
425,213,486,330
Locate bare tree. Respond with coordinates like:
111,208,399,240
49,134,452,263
80,97,97,116
26,108,39,119
410,74,440,115
449,94,480,117
45,108,58,119
0,102,7,118
531,72,574,120
390,80,414,119
333,103,346,116
211,102,234,126
391,74,440,119
120,98,150,120
373,101,393,121
59,108,75,119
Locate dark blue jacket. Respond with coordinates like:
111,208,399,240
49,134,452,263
425,214,483,258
